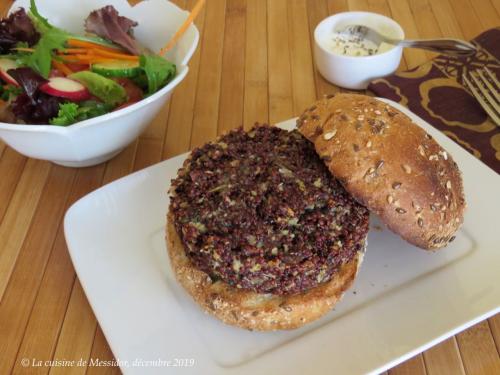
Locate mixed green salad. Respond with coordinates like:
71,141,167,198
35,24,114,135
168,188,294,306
0,0,176,125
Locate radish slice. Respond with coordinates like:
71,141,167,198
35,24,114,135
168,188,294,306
0,58,19,86
40,77,90,101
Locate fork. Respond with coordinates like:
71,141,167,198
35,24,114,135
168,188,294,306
462,67,500,127
338,25,477,57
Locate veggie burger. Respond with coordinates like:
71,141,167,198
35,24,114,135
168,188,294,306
167,93,466,331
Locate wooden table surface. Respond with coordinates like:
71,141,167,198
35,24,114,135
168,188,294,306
0,0,499,374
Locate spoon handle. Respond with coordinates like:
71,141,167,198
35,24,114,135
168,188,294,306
388,38,477,57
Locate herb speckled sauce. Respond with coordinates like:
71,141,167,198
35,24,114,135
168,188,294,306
170,126,369,295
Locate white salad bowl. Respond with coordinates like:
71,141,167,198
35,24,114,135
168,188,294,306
0,0,199,167
314,12,404,90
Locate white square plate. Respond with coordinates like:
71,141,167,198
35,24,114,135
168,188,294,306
64,99,500,375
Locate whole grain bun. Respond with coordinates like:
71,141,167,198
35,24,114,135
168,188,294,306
297,93,465,250
166,212,365,331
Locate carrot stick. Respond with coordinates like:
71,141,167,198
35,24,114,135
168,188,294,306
59,48,88,54
52,60,73,75
66,39,139,61
159,0,205,55
66,39,123,53
91,49,139,61
61,56,117,63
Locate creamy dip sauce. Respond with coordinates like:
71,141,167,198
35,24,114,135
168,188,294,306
320,31,393,57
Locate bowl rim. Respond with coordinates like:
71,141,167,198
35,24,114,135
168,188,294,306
0,0,199,133
314,11,405,61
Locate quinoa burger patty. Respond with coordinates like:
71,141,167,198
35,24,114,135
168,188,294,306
167,125,369,329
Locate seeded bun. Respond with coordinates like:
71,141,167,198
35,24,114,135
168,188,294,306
167,212,365,331
297,93,465,250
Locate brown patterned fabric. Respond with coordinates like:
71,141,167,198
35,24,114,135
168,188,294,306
368,28,500,174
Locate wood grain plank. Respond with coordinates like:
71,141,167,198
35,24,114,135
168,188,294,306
308,0,340,98
456,320,500,374
428,0,464,39
288,0,317,116
365,0,392,14
188,0,226,148
423,337,465,375
0,148,26,224
388,353,427,375
243,0,268,129
491,0,500,16
49,281,97,375
448,0,483,40
268,0,294,123
346,0,378,13
217,0,246,134
468,0,500,29
86,326,121,375
12,165,106,375
0,160,51,300
407,0,442,60
387,0,428,69
0,166,76,375
327,0,348,14
489,313,500,355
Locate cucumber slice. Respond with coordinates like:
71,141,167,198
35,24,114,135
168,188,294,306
91,61,141,78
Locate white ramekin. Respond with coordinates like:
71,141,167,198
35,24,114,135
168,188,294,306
314,11,404,90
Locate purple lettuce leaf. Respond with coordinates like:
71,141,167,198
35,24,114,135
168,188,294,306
0,8,40,53
8,67,47,103
8,67,60,124
11,92,60,124
84,5,141,55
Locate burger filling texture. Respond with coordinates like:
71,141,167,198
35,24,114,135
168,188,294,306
170,125,369,295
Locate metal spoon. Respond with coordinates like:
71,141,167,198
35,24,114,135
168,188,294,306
337,25,477,57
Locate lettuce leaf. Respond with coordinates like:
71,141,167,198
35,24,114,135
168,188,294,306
0,8,40,53
28,29,68,77
139,54,176,95
27,0,70,77
50,100,112,126
8,66,60,124
28,0,53,34
10,91,60,124
7,67,47,102
84,5,141,55
50,102,78,125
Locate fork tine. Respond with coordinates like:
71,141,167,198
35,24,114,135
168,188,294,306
463,74,500,126
484,67,500,89
477,69,500,103
469,71,500,113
